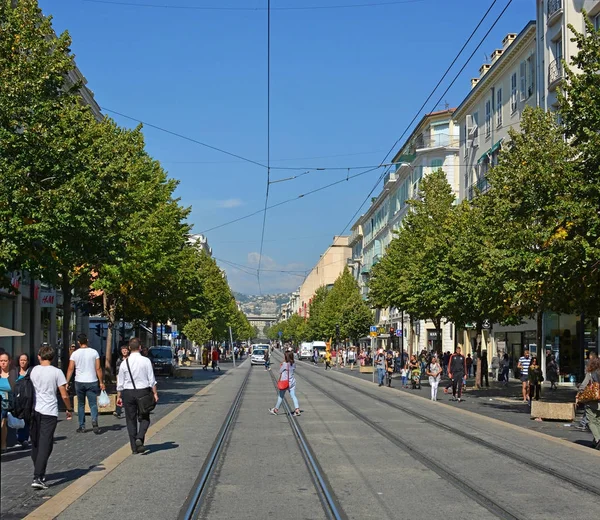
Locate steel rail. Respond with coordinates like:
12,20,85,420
300,361,600,499
178,368,252,520
268,368,347,520
299,370,523,520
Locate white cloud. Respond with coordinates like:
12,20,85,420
216,198,243,208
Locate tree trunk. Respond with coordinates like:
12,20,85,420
475,322,483,389
60,276,72,373
434,318,442,355
104,293,117,380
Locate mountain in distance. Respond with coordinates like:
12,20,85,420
234,292,291,316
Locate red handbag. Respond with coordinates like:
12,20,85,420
277,365,289,391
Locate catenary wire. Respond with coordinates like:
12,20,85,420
83,0,425,12
257,0,272,294
338,0,505,236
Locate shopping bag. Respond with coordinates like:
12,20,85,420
98,390,111,408
7,412,25,429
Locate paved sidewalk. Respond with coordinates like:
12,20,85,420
297,359,594,448
0,366,227,520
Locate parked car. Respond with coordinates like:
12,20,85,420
148,347,176,377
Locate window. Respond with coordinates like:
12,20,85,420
527,55,535,98
496,88,503,127
430,159,443,171
511,72,517,113
595,13,600,32
520,60,527,100
485,100,491,138
412,166,423,195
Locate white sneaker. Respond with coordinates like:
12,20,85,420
269,408,278,415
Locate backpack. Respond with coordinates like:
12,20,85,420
12,372,34,423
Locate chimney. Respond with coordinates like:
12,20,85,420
471,78,480,89
479,63,491,77
491,49,504,63
502,33,517,49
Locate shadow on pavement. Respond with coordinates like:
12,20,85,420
146,441,179,454
47,464,100,486
0,449,31,463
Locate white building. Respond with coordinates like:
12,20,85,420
188,233,212,256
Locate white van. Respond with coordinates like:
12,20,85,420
298,342,313,360
311,341,327,359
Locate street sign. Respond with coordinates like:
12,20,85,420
172,331,179,338
396,329,402,337
370,331,378,337
369,326,377,333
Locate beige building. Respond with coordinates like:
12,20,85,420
297,236,351,318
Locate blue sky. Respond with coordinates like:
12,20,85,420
41,0,534,294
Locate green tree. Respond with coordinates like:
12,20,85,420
369,169,456,353
306,286,329,340
183,318,212,347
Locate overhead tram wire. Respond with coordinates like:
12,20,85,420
83,0,425,12
338,0,505,235
257,0,271,295
199,165,383,234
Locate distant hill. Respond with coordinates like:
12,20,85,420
234,292,291,316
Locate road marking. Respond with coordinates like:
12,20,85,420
24,369,234,520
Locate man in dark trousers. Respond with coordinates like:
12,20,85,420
448,346,467,402
116,338,158,454
480,350,489,387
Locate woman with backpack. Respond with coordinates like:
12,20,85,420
269,350,301,417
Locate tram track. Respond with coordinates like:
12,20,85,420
298,360,600,501
178,364,347,520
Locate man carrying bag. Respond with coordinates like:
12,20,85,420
116,338,158,455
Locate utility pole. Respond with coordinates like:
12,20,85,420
229,326,236,368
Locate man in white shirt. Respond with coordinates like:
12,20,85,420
65,334,105,434
30,346,73,490
117,338,158,454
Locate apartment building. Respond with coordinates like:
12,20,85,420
455,22,537,202
350,109,460,353
537,0,600,111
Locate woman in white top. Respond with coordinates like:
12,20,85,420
426,355,442,401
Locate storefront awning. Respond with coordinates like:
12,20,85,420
477,139,503,164
0,326,25,337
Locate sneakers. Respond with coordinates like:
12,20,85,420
92,422,101,434
76,427,86,433
31,478,48,490
135,438,148,454
269,408,278,415
292,410,301,416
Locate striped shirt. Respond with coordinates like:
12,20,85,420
518,356,531,376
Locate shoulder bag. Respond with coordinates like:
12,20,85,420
126,358,157,415
576,372,600,405
277,364,290,391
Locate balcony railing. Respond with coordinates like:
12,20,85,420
467,177,490,201
547,0,562,18
548,58,564,88
415,133,460,150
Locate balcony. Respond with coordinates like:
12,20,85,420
547,0,563,26
415,133,460,151
467,177,490,201
383,171,397,186
548,58,564,90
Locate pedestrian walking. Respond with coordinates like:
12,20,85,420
491,354,500,381
517,350,532,403
324,350,332,370
426,355,442,401
313,348,319,366
347,347,356,370
212,347,221,372
116,338,158,455
375,349,386,387
177,346,185,367
547,354,559,390
400,366,408,388
466,354,473,377
65,333,105,434
15,354,32,448
500,353,510,385
202,347,209,370
385,350,394,387
0,351,17,453
269,350,301,416
480,351,489,387
528,357,543,402
113,344,130,419
575,357,600,450
342,348,348,368
29,346,73,489
264,348,271,371
448,347,466,402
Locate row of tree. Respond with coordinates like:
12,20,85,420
0,1,252,371
368,18,600,378
267,268,372,345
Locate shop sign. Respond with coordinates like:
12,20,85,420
39,289,56,308
427,329,441,340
